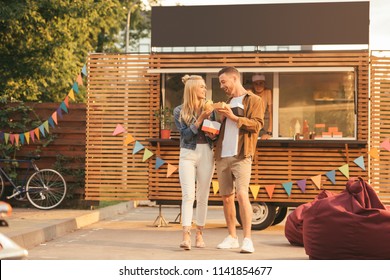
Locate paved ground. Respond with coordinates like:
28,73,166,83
1,202,308,260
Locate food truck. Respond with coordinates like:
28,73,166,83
85,2,390,230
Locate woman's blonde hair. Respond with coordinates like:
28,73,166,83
180,75,205,125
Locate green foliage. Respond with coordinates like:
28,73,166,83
0,99,41,159
53,154,85,198
154,107,173,129
0,0,154,102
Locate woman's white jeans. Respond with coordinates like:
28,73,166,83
179,144,215,227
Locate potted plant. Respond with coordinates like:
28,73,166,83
154,106,173,139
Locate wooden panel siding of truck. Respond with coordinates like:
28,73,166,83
370,51,390,204
148,51,370,205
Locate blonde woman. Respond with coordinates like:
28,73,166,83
173,75,217,250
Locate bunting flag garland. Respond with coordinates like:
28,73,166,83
142,148,154,162
0,63,87,147
19,133,25,145
282,182,293,197
325,170,336,184
338,164,349,179
249,185,260,199
265,185,276,199
24,132,30,145
212,180,219,195
113,124,126,136
311,174,322,190
166,163,178,178
155,157,165,170
124,134,136,145
68,89,75,101
353,156,366,171
82,64,88,76
132,141,144,154
297,179,306,193
380,138,390,152
369,147,379,159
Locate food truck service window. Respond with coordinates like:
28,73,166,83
162,68,356,140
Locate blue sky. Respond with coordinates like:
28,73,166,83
158,0,390,50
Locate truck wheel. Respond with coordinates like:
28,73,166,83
272,207,288,225
235,202,276,230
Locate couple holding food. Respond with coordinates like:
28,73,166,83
173,66,264,254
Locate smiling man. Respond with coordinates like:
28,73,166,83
214,66,264,253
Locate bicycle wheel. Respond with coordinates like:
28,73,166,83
26,169,67,210
0,174,4,198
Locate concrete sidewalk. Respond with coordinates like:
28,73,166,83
1,202,135,250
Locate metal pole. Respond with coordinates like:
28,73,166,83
125,8,131,53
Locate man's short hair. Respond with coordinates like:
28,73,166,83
218,66,240,77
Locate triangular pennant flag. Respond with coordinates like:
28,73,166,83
34,127,40,140
265,185,275,199
9,134,15,145
51,111,58,125
56,107,63,119
72,82,79,94
142,148,154,162
60,102,68,113
30,130,35,143
19,133,25,145
380,138,390,152
212,180,219,195
325,170,336,184
249,185,260,199
24,132,30,145
113,124,126,136
68,88,75,101
64,96,69,108
155,157,165,169
4,133,9,144
338,164,349,179
39,124,46,137
48,116,55,128
132,141,144,154
282,182,293,197
311,174,322,190
14,134,20,146
76,74,83,86
166,163,177,177
43,121,49,133
124,134,136,145
81,64,87,76
296,179,306,193
353,156,366,171
369,147,379,159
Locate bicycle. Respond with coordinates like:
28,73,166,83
0,156,67,210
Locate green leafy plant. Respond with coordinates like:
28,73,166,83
153,107,173,130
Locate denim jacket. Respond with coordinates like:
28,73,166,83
174,104,216,150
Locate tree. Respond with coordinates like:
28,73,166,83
0,0,155,102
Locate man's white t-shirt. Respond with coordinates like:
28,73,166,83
221,94,245,158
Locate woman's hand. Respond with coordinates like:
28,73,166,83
195,109,213,128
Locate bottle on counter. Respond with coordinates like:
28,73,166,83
303,120,310,140
294,119,301,140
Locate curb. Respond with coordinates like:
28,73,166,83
9,201,134,250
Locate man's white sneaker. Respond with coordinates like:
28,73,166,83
217,235,240,249
240,238,255,253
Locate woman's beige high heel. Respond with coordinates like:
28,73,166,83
179,227,191,250
195,227,205,248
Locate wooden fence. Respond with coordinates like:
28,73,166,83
3,102,86,207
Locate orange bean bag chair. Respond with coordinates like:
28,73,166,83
284,190,334,246
303,177,390,259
